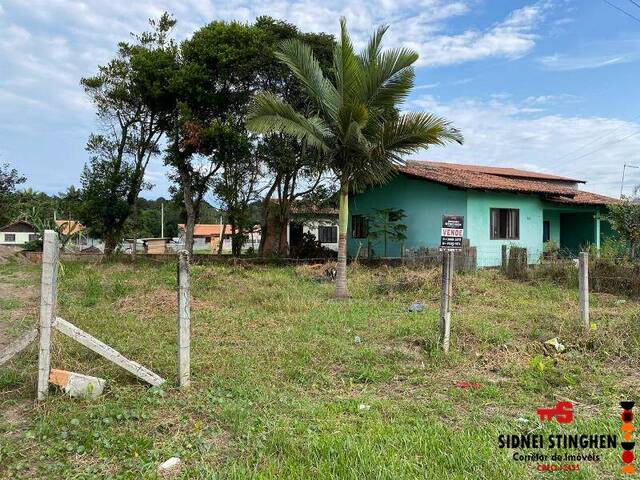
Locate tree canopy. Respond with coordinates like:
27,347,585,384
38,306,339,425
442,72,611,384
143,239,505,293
247,18,462,297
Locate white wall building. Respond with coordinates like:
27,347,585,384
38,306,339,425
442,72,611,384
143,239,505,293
0,221,37,246
288,211,339,253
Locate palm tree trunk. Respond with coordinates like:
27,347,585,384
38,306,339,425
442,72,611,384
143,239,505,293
335,179,349,299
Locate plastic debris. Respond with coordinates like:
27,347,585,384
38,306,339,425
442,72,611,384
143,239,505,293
407,302,424,313
455,381,482,389
358,403,371,411
544,337,565,353
353,335,362,344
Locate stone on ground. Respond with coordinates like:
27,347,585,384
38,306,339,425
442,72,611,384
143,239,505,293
157,457,182,478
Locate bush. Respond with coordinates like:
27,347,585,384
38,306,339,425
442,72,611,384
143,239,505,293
290,232,337,259
534,258,578,288
505,247,528,280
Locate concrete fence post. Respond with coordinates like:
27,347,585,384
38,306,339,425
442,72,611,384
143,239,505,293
439,251,452,353
177,251,191,387
579,252,589,331
37,230,59,401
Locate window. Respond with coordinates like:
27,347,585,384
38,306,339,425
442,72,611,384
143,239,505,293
28,234,37,242
490,208,519,240
318,225,337,244
352,215,368,239
4,233,15,242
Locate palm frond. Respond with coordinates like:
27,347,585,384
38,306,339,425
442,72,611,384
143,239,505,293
276,39,340,120
363,48,418,108
377,112,463,160
334,17,363,104
360,24,389,68
246,92,331,152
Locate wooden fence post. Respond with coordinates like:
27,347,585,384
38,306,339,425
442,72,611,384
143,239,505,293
177,251,191,387
37,230,59,400
579,252,589,331
439,251,452,353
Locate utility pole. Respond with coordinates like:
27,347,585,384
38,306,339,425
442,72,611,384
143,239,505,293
620,163,640,199
161,202,165,238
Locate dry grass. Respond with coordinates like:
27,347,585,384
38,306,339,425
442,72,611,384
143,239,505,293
0,259,638,479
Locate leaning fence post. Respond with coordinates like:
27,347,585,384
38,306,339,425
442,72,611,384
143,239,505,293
439,251,452,353
37,230,59,401
177,251,191,387
579,252,589,331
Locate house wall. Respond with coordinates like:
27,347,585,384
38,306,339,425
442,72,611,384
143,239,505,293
466,191,545,267
348,175,468,258
348,174,614,266
0,232,35,245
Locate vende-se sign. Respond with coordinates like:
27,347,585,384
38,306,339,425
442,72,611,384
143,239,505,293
440,215,464,251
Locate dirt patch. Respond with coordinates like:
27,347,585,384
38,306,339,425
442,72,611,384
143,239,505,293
1,401,31,440
114,289,208,316
0,245,21,264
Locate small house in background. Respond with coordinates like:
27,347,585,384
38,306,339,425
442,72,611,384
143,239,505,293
0,221,37,246
177,224,261,253
288,207,339,253
122,238,170,254
143,238,170,254
348,161,619,267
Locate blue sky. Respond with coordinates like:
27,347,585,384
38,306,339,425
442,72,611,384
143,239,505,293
1,0,639,198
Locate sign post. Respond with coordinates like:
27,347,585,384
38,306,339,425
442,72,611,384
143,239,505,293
439,215,464,353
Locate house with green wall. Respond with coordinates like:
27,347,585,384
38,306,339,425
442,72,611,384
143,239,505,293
347,161,618,267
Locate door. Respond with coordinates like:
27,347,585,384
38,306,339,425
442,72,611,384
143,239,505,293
543,221,550,243
289,223,304,249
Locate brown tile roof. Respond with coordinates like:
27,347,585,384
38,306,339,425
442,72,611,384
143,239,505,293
545,191,621,206
178,224,260,236
0,220,35,232
178,224,231,236
398,161,618,206
409,161,585,183
56,220,84,236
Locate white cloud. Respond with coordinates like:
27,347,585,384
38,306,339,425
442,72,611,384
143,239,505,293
538,53,632,71
407,94,640,197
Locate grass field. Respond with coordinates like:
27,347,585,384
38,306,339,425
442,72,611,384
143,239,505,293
1,258,639,479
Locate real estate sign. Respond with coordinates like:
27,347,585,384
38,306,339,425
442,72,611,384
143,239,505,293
440,215,464,251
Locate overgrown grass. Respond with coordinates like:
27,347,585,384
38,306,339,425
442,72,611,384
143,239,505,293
1,259,638,479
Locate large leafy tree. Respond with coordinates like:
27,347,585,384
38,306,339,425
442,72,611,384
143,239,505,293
0,163,26,225
165,20,268,254
79,14,177,255
607,201,640,258
247,19,463,297
252,18,335,256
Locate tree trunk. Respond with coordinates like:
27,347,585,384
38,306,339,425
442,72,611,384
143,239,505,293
335,179,349,299
181,176,196,255
104,233,119,257
217,224,226,255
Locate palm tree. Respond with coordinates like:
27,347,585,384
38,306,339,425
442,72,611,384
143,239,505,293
247,18,463,298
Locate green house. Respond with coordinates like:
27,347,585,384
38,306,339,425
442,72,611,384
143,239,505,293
347,161,618,267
